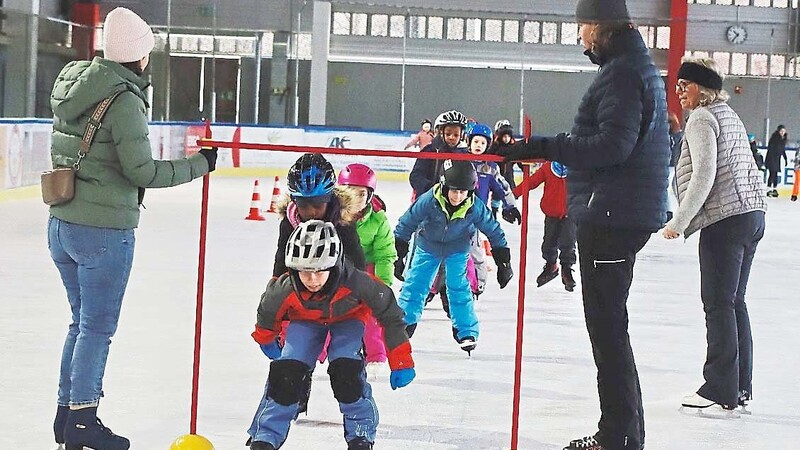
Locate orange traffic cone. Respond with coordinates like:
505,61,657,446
245,180,266,221
266,176,281,213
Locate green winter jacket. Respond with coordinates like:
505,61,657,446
49,57,209,229
356,205,396,286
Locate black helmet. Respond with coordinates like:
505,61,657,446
440,159,477,191
287,153,336,199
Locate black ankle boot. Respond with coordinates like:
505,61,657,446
348,437,374,449
54,405,69,444
64,407,129,450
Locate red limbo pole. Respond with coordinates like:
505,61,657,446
510,115,533,449
190,121,212,435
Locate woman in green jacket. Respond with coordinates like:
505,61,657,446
48,8,216,450
338,164,397,375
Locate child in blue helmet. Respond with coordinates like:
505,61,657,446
468,123,521,223
273,153,365,276
393,160,514,354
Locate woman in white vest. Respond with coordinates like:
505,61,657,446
663,57,767,412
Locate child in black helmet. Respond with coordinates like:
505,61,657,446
393,159,514,354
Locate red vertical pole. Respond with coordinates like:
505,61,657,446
190,121,212,435
510,116,533,450
71,2,99,60
667,0,689,117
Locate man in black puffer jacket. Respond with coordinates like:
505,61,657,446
505,1,669,449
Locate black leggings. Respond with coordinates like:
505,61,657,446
767,169,779,188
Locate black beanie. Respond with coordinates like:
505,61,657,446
576,0,631,23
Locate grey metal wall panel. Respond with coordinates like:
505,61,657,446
687,4,794,54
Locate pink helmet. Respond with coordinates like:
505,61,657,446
338,163,377,190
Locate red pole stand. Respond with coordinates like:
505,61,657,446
510,148,532,450
71,2,99,60
190,120,212,435
667,0,689,117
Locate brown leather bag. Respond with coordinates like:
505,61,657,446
42,91,124,206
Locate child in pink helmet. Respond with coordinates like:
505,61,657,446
337,163,397,376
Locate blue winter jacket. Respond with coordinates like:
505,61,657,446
547,28,670,232
473,160,515,209
394,185,508,257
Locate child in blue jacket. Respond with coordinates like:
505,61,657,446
393,159,514,354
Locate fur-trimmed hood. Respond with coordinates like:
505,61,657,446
276,185,361,227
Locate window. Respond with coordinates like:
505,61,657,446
199,36,214,52
750,53,768,75
770,54,786,76
260,32,274,57
523,21,540,43
542,22,558,44
773,0,789,7
485,19,502,42
504,20,519,42
713,52,731,75
409,16,426,38
428,16,443,39
695,0,712,4
753,0,771,6
734,0,750,5
692,50,710,58
296,34,312,59
716,0,734,5
731,53,748,75
351,13,367,36
466,18,482,41
332,12,350,35
447,18,464,40
561,23,579,45
371,14,388,37
656,26,670,49
389,15,405,37
639,26,655,48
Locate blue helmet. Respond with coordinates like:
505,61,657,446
551,161,567,178
468,123,493,144
287,153,336,199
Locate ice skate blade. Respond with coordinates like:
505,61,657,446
680,405,741,419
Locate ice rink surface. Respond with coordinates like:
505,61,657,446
2,177,799,450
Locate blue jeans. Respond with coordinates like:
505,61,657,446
48,217,135,406
248,320,378,447
399,246,478,339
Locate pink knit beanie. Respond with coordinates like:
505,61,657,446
103,7,155,63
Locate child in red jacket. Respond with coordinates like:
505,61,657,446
513,161,577,291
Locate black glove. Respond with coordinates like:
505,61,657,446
492,247,514,289
198,147,218,172
502,139,547,163
502,206,522,225
394,259,406,282
395,240,409,260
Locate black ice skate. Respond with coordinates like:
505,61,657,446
63,407,130,450
347,437,374,449
563,434,605,450
792,195,797,201
561,265,576,292
441,289,451,318
680,393,739,418
536,263,559,287
250,441,276,450
457,336,477,356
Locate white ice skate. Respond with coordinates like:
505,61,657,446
680,393,740,419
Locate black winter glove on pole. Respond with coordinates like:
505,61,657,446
199,147,218,172
502,138,548,163
492,247,514,289
394,240,409,281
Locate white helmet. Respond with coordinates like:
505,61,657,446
434,110,467,130
494,119,512,132
285,220,341,272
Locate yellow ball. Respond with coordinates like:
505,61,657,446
170,434,215,450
